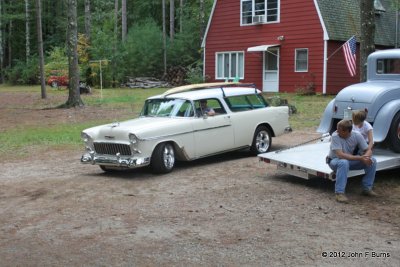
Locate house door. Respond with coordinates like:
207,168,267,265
263,48,279,92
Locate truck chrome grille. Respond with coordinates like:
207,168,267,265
94,143,132,156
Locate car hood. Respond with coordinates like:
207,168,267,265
335,81,399,104
84,117,193,141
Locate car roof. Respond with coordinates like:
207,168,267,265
148,84,261,101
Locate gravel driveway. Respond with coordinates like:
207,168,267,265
0,130,399,266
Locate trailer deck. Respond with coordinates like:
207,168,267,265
258,138,400,180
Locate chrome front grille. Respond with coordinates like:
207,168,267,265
94,142,132,156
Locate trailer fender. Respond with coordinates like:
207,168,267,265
372,99,400,142
317,99,335,134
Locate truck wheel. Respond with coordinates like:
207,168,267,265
151,143,175,173
387,111,400,153
250,126,272,155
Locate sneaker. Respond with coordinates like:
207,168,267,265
335,193,349,203
361,190,378,197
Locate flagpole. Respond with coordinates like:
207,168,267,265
327,35,355,61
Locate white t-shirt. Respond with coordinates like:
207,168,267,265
352,121,373,143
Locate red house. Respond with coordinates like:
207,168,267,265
202,0,397,94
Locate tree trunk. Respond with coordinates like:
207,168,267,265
360,0,375,82
8,20,11,68
25,0,30,62
35,0,46,99
179,0,183,33
170,0,175,41
199,0,205,45
121,0,126,42
0,0,4,83
114,0,118,37
84,0,91,40
162,0,167,75
113,0,119,87
65,0,83,107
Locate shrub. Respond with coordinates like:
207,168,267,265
5,58,40,85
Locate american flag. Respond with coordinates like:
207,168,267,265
343,35,357,77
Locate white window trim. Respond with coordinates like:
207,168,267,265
295,48,309,72
215,51,245,80
240,0,281,26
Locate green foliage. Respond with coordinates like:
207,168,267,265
167,22,202,67
1,0,216,85
5,57,39,85
123,19,164,78
44,47,68,77
185,61,205,84
88,14,118,87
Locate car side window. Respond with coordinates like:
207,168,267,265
377,58,400,74
195,98,226,116
225,94,268,112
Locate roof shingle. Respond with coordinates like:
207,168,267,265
317,0,397,46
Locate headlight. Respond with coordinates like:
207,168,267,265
81,132,92,143
129,133,138,144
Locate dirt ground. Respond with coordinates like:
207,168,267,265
0,91,399,266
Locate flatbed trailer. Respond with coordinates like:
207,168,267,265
258,137,400,181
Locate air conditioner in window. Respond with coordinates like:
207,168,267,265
252,15,265,24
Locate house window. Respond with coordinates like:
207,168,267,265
295,49,308,72
216,52,244,80
241,0,279,25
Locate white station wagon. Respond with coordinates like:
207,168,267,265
81,83,292,173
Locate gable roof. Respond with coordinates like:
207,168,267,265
316,0,397,46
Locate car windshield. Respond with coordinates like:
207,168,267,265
141,98,194,117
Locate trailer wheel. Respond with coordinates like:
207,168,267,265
151,142,175,174
250,126,272,155
387,111,400,153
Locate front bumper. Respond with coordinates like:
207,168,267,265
81,152,150,168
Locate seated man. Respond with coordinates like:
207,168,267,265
327,119,377,203
198,99,215,116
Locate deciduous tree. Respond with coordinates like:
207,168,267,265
64,0,83,107
360,0,375,82
35,0,46,99
25,0,30,62
162,0,167,75
170,0,175,41
0,0,3,83
84,0,91,41
122,0,127,42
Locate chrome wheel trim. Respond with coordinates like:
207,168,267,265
256,130,270,153
162,144,175,169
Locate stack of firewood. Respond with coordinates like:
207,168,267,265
125,77,170,89
162,66,187,86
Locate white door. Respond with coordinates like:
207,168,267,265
263,48,279,92
192,115,234,157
